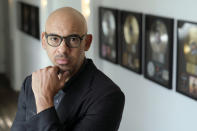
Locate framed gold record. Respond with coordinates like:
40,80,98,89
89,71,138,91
177,20,197,100
99,7,119,64
144,15,174,89
120,10,142,74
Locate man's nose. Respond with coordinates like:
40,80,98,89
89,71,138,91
57,39,70,53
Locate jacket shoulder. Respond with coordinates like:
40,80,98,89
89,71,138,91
90,68,123,96
23,75,32,89
20,75,32,97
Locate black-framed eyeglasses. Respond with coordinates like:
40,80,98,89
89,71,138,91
45,32,86,48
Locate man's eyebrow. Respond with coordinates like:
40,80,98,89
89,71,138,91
45,32,60,36
46,33,81,37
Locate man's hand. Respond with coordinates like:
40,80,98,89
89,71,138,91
32,66,69,113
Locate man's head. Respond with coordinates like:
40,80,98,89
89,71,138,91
42,7,92,78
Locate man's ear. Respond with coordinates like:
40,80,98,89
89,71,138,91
41,32,47,49
84,34,92,51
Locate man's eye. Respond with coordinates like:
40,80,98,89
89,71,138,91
51,37,57,41
50,37,59,41
70,37,79,42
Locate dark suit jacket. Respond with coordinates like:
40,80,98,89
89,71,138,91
11,59,125,131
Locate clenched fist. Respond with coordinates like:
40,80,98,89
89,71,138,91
32,66,69,113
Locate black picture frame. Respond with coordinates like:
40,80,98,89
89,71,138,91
99,7,119,64
144,15,174,89
23,4,31,34
17,2,22,30
17,2,40,40
119,10,142,74
176,20,197,100
30,5,40,39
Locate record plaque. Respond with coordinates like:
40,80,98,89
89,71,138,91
120,10,142,74
177,20,197,100
144,15,173,89
99,7,119,63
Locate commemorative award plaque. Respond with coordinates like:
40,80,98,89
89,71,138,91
120,10,142,74
99,7,119,63
144,15,174,89
177,20,197,100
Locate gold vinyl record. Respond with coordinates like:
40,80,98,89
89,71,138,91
149,20,168,54
123,15,139,45
102,11,116,45
183,26,197,65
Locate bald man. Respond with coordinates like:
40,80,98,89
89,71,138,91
11,7,125,131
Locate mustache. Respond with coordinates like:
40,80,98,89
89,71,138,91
55,54,69,59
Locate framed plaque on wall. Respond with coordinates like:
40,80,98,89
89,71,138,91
144,15,174,89
177,20,197,100
99,7,119,64
120,10,142,74
30,5,40,39
17,2,40,40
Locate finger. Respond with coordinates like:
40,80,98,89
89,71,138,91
60,71,69,82
48,66,59,75
59,71,70,87
45,66,53,70
52,66,60,73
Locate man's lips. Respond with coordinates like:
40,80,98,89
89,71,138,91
56,59,69,64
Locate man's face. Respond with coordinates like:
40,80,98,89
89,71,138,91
42,15,90,78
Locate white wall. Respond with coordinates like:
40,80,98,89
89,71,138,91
8,0,197,131
89,0,197,131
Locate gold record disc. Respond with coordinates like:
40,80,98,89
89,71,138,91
123,15,139,45
102,11,116,45
149,20,168,54
183,26,197,65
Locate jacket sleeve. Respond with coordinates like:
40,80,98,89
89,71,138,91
10,77,64,131
11,77,28,131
